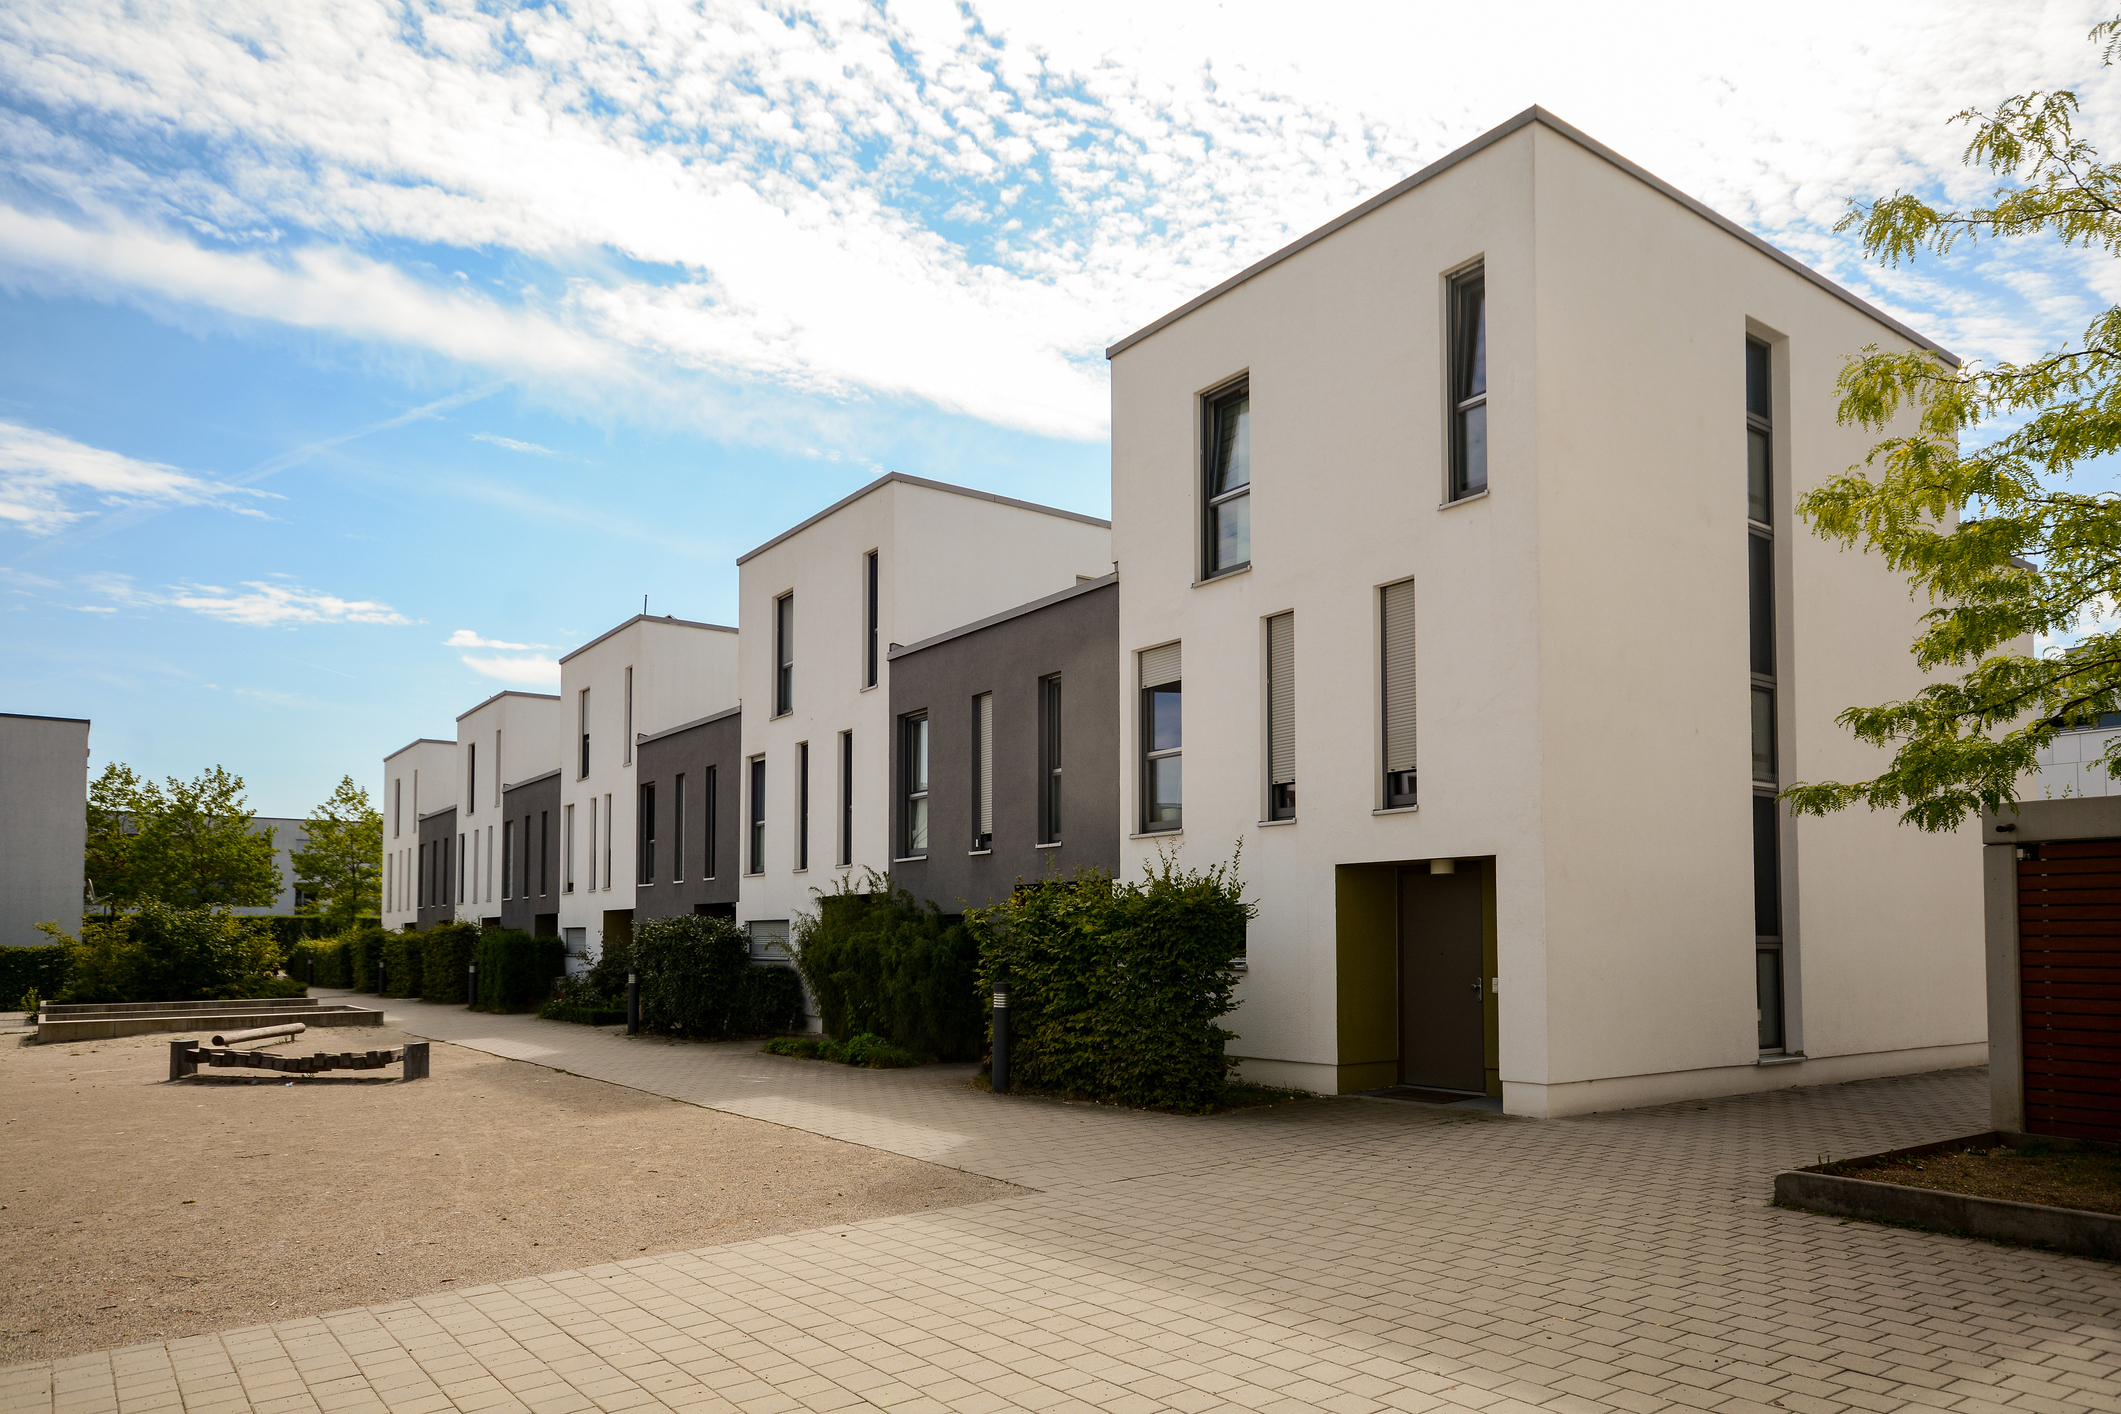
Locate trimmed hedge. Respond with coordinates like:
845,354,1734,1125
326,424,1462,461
791,876,982,1060
969,855,1251,1112
379,928,423,997
418,922,480,1004
0,945,73,1011
254,914,375,948
763,1032,921,1068
474,928,565,1012
285,935,346,988
635,914,804,1037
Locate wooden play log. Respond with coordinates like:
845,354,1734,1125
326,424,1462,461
211,1021,308,1046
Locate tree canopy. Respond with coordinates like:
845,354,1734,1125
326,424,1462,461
1786,18,2121,831
85,763,281,911
291,775,382,929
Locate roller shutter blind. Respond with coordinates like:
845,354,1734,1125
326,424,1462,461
976,692,994,839
1381,580,1417,775
1139,641,1181,688
1267,612,1295,786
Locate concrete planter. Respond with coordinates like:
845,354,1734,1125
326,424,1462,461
36,999,385,1043
1774,1131,2121,1260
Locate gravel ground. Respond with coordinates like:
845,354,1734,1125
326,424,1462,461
1,1024,1012,1366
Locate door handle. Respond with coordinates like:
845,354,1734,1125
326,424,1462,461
1470,977,1482,997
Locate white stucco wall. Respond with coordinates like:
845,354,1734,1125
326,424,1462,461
453,691,563,924
380,738,455,931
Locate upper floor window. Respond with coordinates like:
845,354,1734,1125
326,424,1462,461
775,593,795,715
902,713,930,855
1266,611,1296,820
1203,381,1250,576
1381,579,1418,808
502,818,514,899
467,742,477,815
748,756,766,874
578,688,590,779
1448,267,1487,500
1140,643,1182,832
864,551,880,689
1040,675,1063,843
972,693,994,851
623,668,633,764
638,781,656,884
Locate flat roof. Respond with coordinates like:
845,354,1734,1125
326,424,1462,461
737,472,1111,566
636,703,742,747
385,737,454,761
503,767,562,792
889,573,1117,661
1106,106,1956,365
559,613,737,666
0,711,90,724
417,804,457,823
455,689,562,722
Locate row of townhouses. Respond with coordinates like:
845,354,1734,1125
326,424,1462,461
379,109,1989,1118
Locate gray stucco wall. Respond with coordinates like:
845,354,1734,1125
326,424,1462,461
888,578,1118,913
230,816,308,916
635,708,742,921
416,806,458,930
500,771,563,935
0,713,89,946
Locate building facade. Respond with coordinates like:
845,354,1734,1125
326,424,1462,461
1105,107,1986,1115
383,738,456,932
0,712,89,946
454,691,563,929
498,769,562,936
633,707,743,922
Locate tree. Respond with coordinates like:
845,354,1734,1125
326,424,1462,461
84,763,282,910
1786,17,2121,831
291,775,382,929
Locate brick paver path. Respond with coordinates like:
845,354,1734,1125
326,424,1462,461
11,1000,2117,1414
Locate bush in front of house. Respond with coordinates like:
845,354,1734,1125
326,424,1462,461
40,904,288,1004
417,921,480,1004
968,853,1251,1113
0,944,73,1012
790,874,983,1061
634,913,804,1037
474,928,565,1012
379,927,424,997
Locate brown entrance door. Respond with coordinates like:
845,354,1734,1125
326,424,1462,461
2017,840,2121,1142
1399,866,1485,1092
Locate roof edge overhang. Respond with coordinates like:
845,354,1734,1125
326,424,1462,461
736,472,1111,567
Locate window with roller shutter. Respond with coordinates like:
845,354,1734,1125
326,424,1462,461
1381,580,1417,809
1266,612,1295,820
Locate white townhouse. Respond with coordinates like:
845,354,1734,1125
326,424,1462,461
733,474,1113,956
452,691,563,928
1107,107,1987,1116
382,737,456,931
557,615,739,960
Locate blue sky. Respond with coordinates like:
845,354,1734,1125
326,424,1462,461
4,0,2121,816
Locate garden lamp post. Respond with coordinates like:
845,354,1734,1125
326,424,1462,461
466,958,477,1009
991,972,1010,1095
626,970,640,1035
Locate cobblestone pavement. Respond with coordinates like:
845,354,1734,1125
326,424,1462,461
11,999,2117,1414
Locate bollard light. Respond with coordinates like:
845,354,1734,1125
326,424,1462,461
991,976,1011,1094
625,969,641,1035
467,958,478,1009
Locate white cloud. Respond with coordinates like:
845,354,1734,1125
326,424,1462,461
0,419,274,534
445,628,549,650
460,654,562,685
473,433,556,455
85,572,411,627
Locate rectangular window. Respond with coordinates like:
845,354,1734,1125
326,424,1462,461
902,714,930,854
587,796,597,890
1381,580,1418,808
539,810,549,895
457,833,466,905
639,782,656,884
865,551,880,689
1203,381,1251,576
579,688,590,779
502,819,513,899
385,852,394,913
775,592,794,716
603,792,612,889
564,802,575,893
704,765,718,879
797,742,810,870
1748,335,1785,1051
393,777,401,838
1041,676,1063,843
973,693,994,850
1266,611,1296,819
467,742,476,816
748,757,765,874
839,731,854,866
494,729,502,807
1140,644,1182,832
1449,266,1488,500
624,667,633,764
672,774,685,882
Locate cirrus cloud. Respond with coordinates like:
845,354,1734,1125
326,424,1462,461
0,419,275,534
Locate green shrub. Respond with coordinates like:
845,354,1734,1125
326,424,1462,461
791,875,982,1060
284,936,344,988
339,923,384,992
635,914,805,1037
0,944,72,1011
761,1031,920,1067
474,929,565,1012
418,922,479,1004
379,928,424,997
969,854,1251,1113
585,926,633,1002
40,904,286,1004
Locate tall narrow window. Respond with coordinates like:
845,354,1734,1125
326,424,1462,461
579,689,591,779
972,693,994,850
603,792,612,889
457,833,466,904
539,810,549,895
775,593,795,715
522,815,531,898
1041,676,1063,843
494,729,502,806
393,777,401,838
673,774,686,882
864,551,880,689
624,667,634,764
587,796,597,890
902,714,930,854
1203,381,1251,576
639,782,656,884
839,731,854,866
1449,266,1488,500
797,742,810,870
1140,644,1182,832
385,852,394,913
1267,611,1296,819
1381,580,1418,808
748,757,765,874
1748,336,1785,1051
564,803,575,894
502,819,514,899
704,765,718,879
467,743,476,816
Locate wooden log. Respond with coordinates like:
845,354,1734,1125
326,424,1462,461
211,1022,307,1047
169,1039,199,1081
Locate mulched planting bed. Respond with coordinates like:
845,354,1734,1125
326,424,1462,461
1826,1141,2121,1216
964,1071,1322,1114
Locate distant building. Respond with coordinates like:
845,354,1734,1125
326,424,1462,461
0,712,89,947
230,816,309,917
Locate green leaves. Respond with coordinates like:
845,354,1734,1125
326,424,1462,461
291,776,383,930
85,763,281,910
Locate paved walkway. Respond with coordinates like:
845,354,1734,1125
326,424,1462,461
11,1000,2117,1414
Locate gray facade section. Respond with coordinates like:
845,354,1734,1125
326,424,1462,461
230,817,308,916
500,771,563,935
0,713,89,946
888,577,1119,913
635,708,742,921
416,806,458,931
